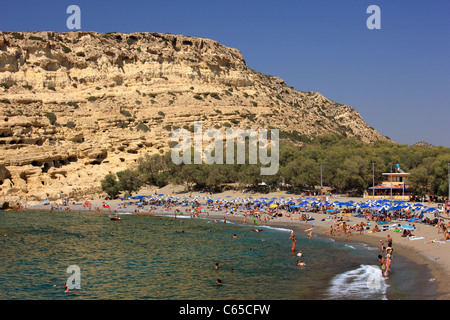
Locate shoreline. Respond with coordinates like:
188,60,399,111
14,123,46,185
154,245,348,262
200,210,449,300
9,188,450,300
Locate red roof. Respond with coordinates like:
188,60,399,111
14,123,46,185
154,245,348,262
369,185,410,190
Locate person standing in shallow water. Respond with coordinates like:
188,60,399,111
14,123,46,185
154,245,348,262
378,255,386,277
289,232,297,252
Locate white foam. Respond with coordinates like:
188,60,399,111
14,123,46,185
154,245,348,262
326,265,389,300
259,225,293,233
156,214,192,219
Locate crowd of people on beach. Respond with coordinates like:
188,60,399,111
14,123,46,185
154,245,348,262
7,190,450,296
378,235,394,277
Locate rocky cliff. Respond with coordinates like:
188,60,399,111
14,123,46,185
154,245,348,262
0,31,389,201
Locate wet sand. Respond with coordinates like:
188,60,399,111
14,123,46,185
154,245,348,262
18,186,450,300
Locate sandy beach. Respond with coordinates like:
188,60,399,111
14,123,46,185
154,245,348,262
18,184,450,300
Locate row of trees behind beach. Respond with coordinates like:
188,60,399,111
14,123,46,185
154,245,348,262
101,134,450,199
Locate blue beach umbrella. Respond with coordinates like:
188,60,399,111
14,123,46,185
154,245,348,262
341,202,355,207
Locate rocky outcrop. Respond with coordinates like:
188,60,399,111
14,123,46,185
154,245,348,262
0,31,389,201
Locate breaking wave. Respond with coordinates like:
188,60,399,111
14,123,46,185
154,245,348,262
326,264,389,300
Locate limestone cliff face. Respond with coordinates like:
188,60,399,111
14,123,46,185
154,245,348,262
0,31,389,201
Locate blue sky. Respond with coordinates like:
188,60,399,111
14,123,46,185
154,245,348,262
2,0,449,147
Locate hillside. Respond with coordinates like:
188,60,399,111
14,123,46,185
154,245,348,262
0,31,389,200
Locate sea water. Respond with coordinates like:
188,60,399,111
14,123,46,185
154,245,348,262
0,210,438,300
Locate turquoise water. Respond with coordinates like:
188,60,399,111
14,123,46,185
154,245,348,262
0,210,438,300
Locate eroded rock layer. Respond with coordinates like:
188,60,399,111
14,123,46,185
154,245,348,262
0,31,388,200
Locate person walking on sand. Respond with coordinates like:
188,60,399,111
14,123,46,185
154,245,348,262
437,219,444,234
323,226,334,237
330,225,335,236
444,225,450,241
359,222,365,235
387,234,393,248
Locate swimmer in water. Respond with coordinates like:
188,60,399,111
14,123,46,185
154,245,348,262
296,260,306,266
216,279,223,286
63,283,78,294
305,227,313,240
